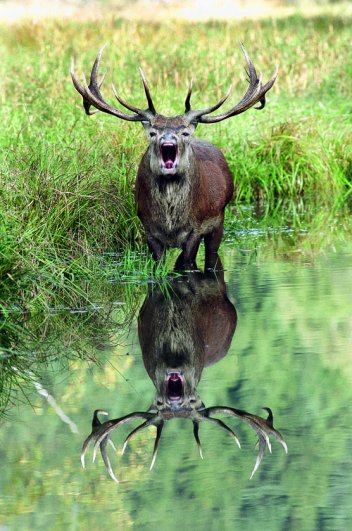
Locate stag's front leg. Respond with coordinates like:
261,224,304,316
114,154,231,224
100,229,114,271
204,221,224,270
147,235,165,262
175,231,201,271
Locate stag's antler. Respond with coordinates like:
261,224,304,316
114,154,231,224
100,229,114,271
80,410,120,483
71,44,277,126
81,405,287,482
185,43,278,124
71,45,156,122
201,406,288,479
81,408,162,483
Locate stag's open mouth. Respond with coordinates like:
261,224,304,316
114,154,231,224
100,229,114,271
166,371,184,402
160,142,178,173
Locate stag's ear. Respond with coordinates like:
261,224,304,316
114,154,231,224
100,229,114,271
142,121,156,137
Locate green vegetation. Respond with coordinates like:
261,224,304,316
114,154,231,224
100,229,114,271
1,10,352,529
1,13,352,304
0,279,144,414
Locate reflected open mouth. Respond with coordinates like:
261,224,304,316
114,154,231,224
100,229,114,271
160,142,178,171
166,372,184,401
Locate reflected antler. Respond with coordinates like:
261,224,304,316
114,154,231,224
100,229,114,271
80,409,119,483
201,406,288,479
81,405,287,482
81,408,161,482
192,420,203,459
120,416,164,470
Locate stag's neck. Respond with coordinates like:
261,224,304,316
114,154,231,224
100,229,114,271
154,172,190,193
146,156,195,233
153,173,193,200
152,150,197,202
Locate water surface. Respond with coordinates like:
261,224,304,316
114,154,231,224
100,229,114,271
1,223,352,531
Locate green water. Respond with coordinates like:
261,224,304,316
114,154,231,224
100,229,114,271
1,223,352,531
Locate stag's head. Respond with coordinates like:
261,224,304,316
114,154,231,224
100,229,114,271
71,44,278,177
145,115,196,177
150,368,202,413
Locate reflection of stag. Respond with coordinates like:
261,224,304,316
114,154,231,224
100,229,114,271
138,270,237,412
81,272,287,482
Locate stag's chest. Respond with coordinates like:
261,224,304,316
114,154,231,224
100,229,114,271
149,180,193,243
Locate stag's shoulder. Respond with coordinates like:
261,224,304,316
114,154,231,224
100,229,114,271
190,138,227,162
191,138,233,191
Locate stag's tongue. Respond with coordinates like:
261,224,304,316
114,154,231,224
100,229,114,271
161,143,177,169
167,372,183,400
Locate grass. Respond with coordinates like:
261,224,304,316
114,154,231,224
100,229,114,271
0,13,352,306
0,276,148,414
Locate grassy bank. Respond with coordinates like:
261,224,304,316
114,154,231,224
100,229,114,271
1,14,351,299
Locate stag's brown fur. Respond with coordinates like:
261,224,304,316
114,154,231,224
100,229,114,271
135,136,234,269
71,44,277,269
138,271,237,411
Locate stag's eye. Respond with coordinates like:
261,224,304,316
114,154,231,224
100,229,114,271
149,131,157,138
182,131,190,137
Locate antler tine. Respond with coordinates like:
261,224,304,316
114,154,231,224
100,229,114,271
121,419,154,455
186,84,232,124
254,66,279,110
249,408,286,479
184,79,193,112
203,415,241,449
98,71,106,89
262,407,288,454
71,57,95,115
262,406,273,426
139,67,156,115
81,430,96,468
92,410,119,483
88,43,107,93
71,46,153,122
81,409,109,468
240,42,259,91
81,409,160,483
92,411,154,463
192,420,204,459
92,409,109,427
206,406,273,450
112,83,146,115
204,405,288,472
250,434,267,480
71,45,108,116
150,421,164,470
186,44,278,125
239,42,277,111
203,406,288,453
100,434,120,484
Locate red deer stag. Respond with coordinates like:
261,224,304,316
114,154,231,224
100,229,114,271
71,45,278,269
80,272,287,482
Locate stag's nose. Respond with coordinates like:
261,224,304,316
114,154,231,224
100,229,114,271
160,132,177,144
